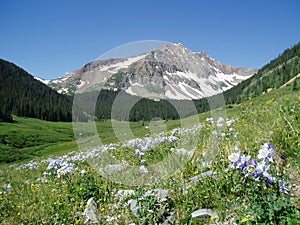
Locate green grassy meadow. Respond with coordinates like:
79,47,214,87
0,81,299,224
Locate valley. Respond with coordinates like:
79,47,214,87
0,81,299,224
0,42,300,224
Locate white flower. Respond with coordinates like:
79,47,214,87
81,169,86,176
140,165,149,174
226,119,235,127
228,151,240,163
257,148,269,159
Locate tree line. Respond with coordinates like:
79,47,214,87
1,41,299,123
0,59,85,122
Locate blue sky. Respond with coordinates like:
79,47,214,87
0,0,300,80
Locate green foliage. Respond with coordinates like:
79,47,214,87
237,191,299,224
0,59,85,122
0,83,299,224
222,42,300,105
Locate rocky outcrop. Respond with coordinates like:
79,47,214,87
47,43,257,100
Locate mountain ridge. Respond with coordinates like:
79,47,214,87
43,43,257,100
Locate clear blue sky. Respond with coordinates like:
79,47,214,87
0,0,300,80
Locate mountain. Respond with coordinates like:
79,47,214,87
0,59,86,122
2,42,299,123
45,43,257,100
220,41,300,105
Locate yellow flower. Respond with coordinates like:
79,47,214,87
101,207,105,212
210,216,216,221
193,170,198,175
242,215,250,223
17,212,21,216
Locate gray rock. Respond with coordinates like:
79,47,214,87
83,197,100,224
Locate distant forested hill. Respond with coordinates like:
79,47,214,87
0,59,74,122
221,41,300,104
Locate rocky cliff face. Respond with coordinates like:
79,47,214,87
46,43,257,100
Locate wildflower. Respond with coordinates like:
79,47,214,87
79,169,85,176
257,143,274,163
105,215,116,222
206,117,214,123
56,163,76,178
135,149,145,157
6,183,12,190
226,119,235,127
217,117,224,127
140,165,149,174
246,160,257,176
241,215,250,222
228,151,241,168
236,155,251,172
279,179,293,194
253,162,272,181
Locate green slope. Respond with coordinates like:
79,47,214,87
0,59,80,122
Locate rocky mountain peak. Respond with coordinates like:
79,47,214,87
46,43,258,100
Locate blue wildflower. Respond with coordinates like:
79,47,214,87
236,155,251,172
228,151,241,168
279,179,293,194
246,160,257,176
257,142,274,163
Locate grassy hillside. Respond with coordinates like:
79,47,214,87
0,115,185,163
0,78,299,224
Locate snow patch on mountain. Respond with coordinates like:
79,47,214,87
99,54,147,73
34,77,50,85
45,43,257,99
